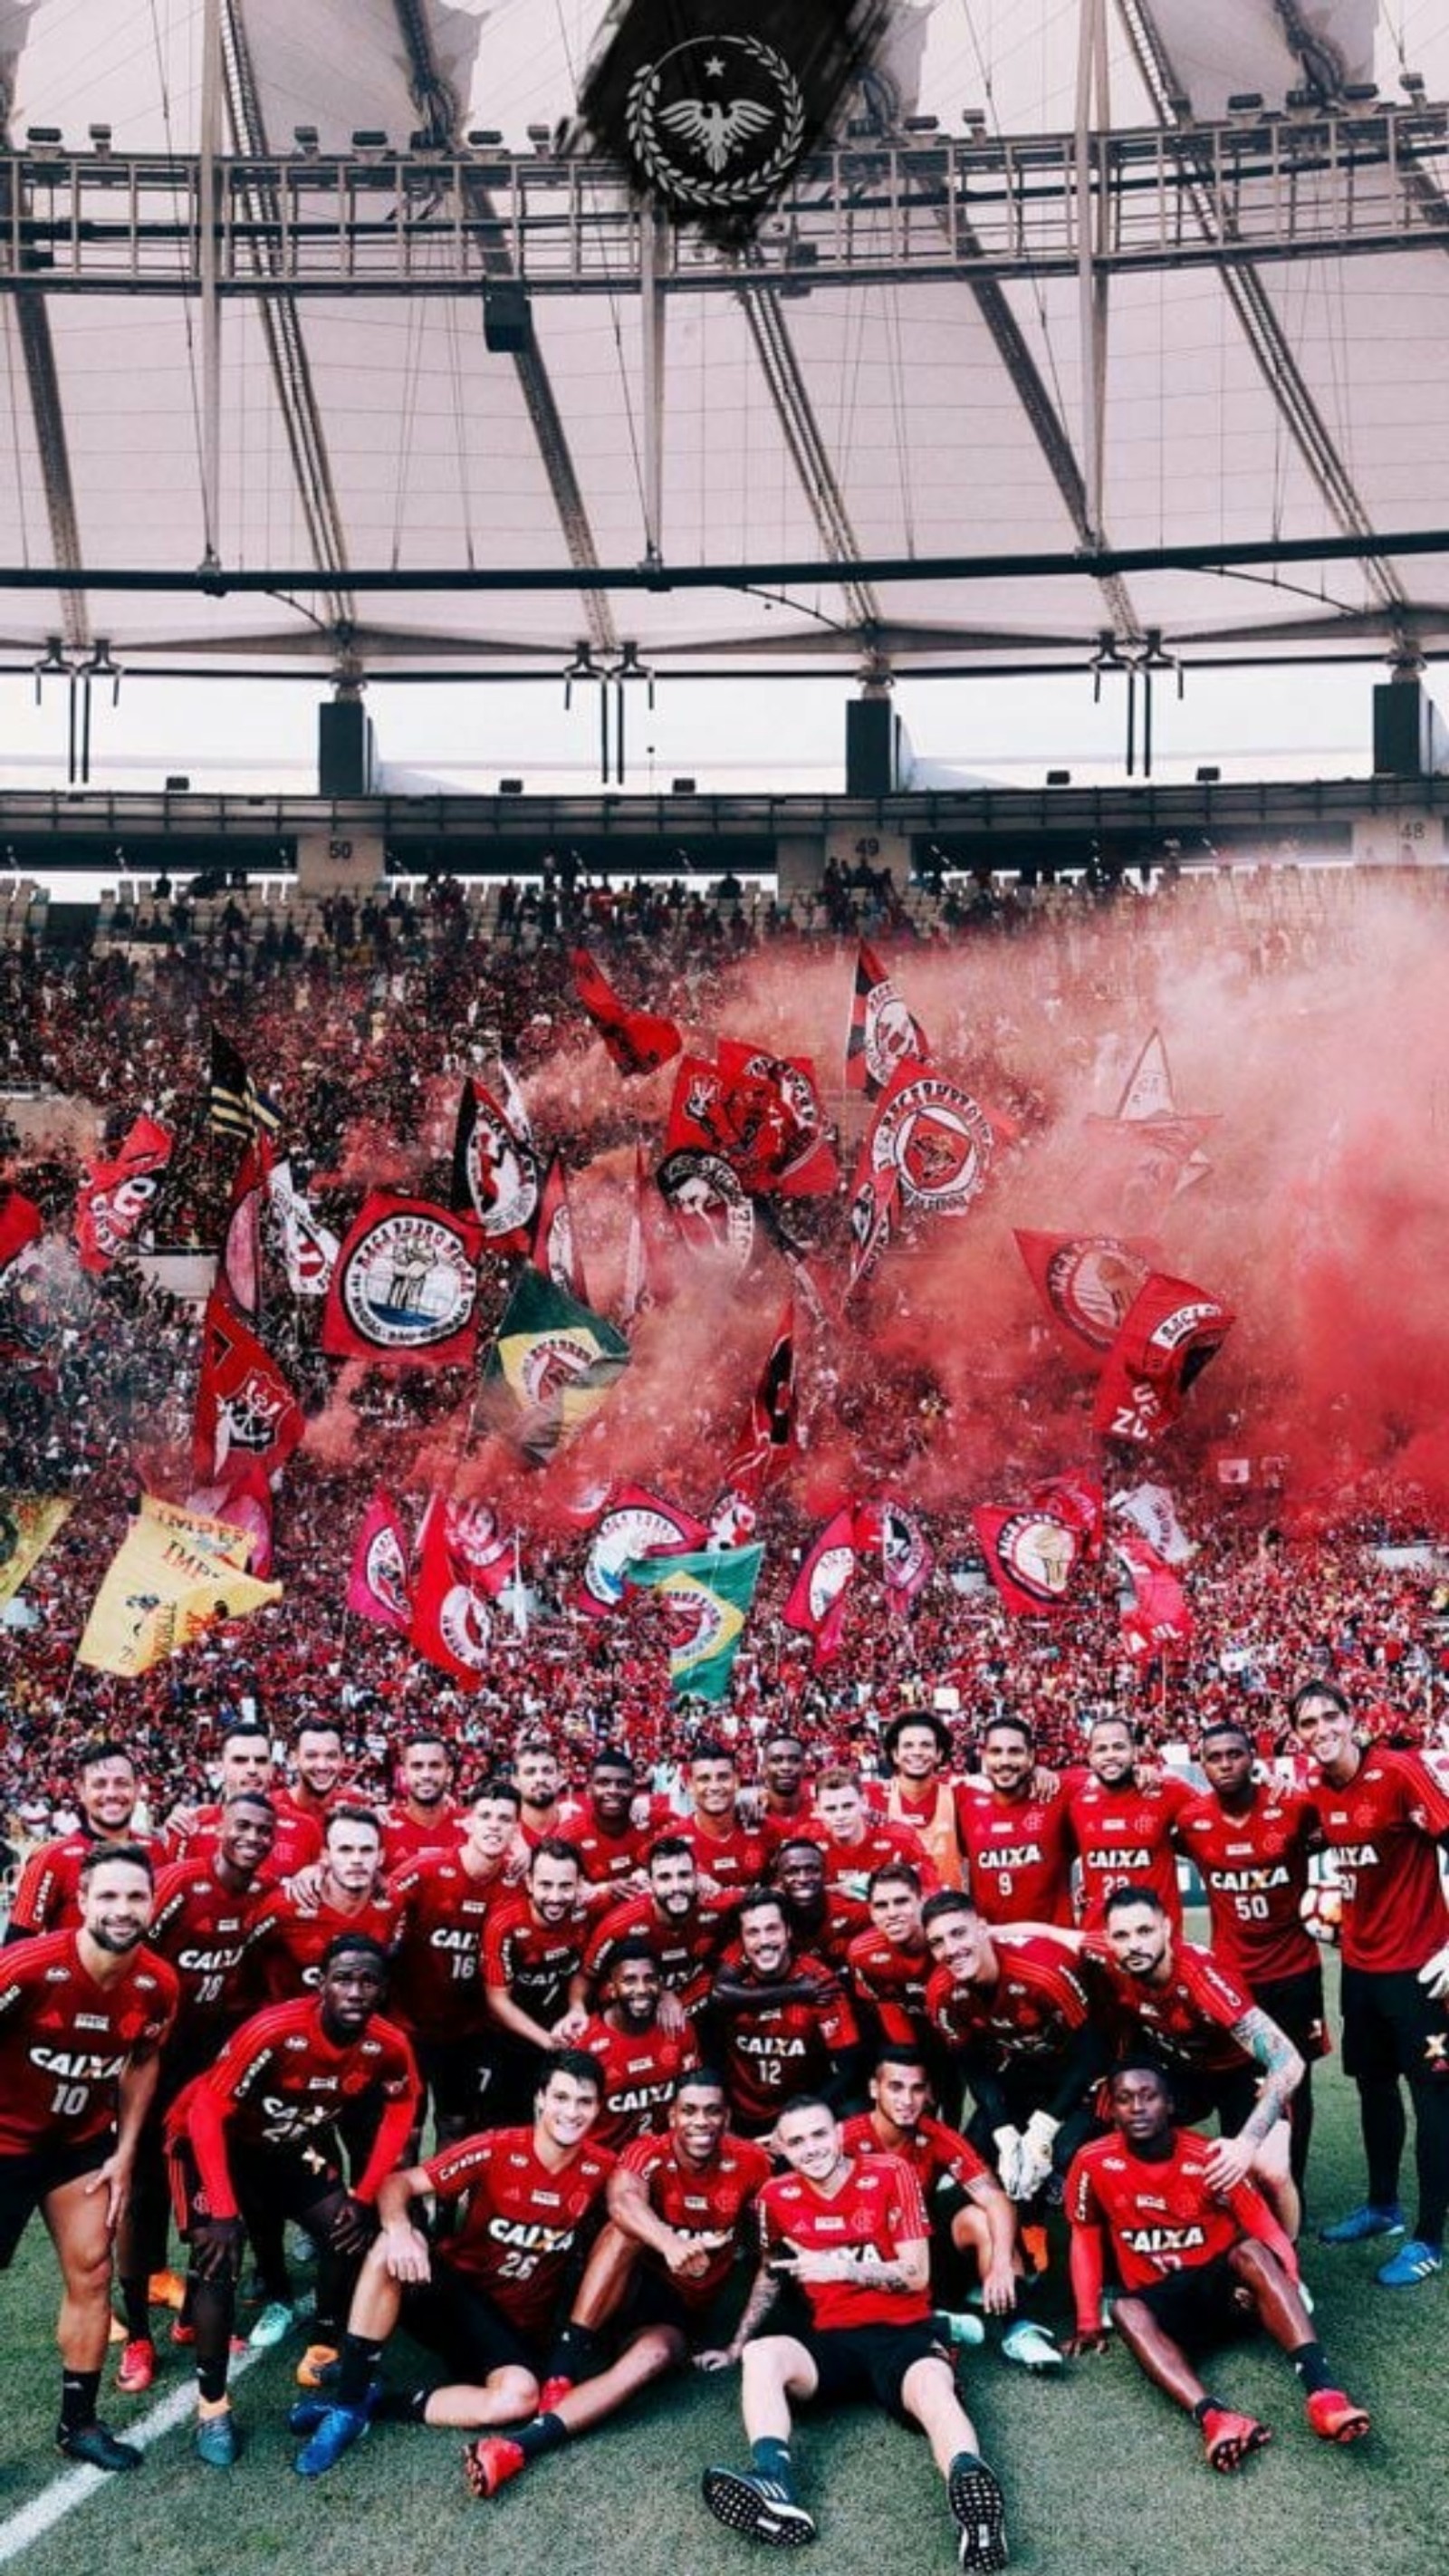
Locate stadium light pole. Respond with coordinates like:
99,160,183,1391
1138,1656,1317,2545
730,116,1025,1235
1074,0,1110,550
198,0,225,574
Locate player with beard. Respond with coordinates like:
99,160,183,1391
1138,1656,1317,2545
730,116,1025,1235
1176,1720,1327,2190
513,1738,571,1849
678,1743,772,1892
247,1806,402,2001
379,1731,462,1868
1290,1678,1449,2283
753,1732,814,1847
6,1740,172,1938
0,1846,178,2471
483,1838,592,2121
114,1793,279,2384
1067,2063,1368,2472
169,1722,323,1881
702,2097,1009,2570
767,1838,870,1974
708,1893,868,2139
577,1942,701,2148
168,1936,418,2465
584,1839,736,2026
388,1779,521,2149
274,1720,349,1839
465,2073,773,2499
1065,1716,1194,1932
956,1719,1075,1928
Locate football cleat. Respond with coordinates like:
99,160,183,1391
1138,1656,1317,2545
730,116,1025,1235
293,2403,372,2478
149,2270,187,2311
116,2338,157,2394
194,2405,239,2469
57,2420,143,2473
702,2467,818,2546
1317,2202,1404,2245
1201,2410,1271,2473
948,2459,1009,2572
289,2379,379,2438
464,2436,527,2498
1376,2237,1443,2288
1306,2389,1370,2444
1000,2321,1062,2374
294,2342,341,2389
248,2302,296,2351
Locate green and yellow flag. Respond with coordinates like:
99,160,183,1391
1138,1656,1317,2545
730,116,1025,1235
626,1543,763,1703
484,1268,629,1464
0,1494,72,1609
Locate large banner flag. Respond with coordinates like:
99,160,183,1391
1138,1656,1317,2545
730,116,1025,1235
1092,1269,1233,1446
864,1062,994,1221
407,1494,500,1689
1027,1470,1105,1558
208,1028,281,1142
531,1153,590,1305
77,1494,281,1677
626,1542,764,1703
74,1115,174,1275
569,947,681,1077
1014,1228,1150,1369
484,1267,630,1464
1110,1480,1196,1566
974,1496,1090,1618
1087,1028,1215,1223
854,1496,934,1610
347,1489,414,1632
1110,1523,1195,1662
845,1149,899,1296
322,1193,485,1369
268,1157,339,1297
0,1494,72,1609
665,1044,837,1197
782,1505,859,1665
193,1292,305,1483
450,1075,540,1250
218,1134,270,1316
725,1302,795,1500
576,1484,708,1617
846,941,927,1099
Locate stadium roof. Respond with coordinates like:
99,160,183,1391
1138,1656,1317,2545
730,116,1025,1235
1,2,1448,687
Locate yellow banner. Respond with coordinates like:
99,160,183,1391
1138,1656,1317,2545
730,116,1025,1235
0,1494,73,1609
77,1494,282,1677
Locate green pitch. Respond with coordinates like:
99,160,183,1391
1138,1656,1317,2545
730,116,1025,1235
0,1960,1441,2576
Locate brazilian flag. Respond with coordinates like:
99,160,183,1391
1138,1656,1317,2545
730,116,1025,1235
483,1268,630,1464
627,1543,763,1702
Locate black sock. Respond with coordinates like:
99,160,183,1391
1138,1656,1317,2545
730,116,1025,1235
335,2331,384,2409
545,2322,602,2383
196,2350,230,2405
515,2411,568,2462
60,2369,101,2435
1191,2397,1228,2425
374,2385,433,2425
949,2449,983,2476
1291,2341,1333,2395
751,2437,796,2498
118,2275,151,2341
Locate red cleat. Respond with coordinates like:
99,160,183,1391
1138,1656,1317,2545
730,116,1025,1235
1307,2389,1370,2445
464,2436,526,2499
1202,2408,1271,2473
538,2377,573,2413
116,2338,157,2394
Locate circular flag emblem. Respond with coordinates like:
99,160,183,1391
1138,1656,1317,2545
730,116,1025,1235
438,1583,491,1672
521,1329,599,1408
657,1149,755,1275
586,1504,690,1611
807,1543,856,1623
871,1074,993,1216
627,35,805,217
340,1211,477,1351
996,1512,1078,1604
447,1501,512,1585
364,1523,409,1624
464,1101,539,1240
863,987,921,1092
1046,1237,1148,1351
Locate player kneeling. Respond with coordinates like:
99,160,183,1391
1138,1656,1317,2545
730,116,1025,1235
1066,2062,1369,2474
702,2094,1008,2570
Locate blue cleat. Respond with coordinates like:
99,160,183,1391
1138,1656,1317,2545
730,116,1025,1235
293,2401,372,2478
1318,2202,1404,2245
194,2405,239,2468
1376,2237,1443,2288
289,2379,380,2438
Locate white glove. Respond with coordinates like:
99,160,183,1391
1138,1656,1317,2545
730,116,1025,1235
1012,2110,1061,2202
1417,1944,1449,2003
992,2125,1025,2196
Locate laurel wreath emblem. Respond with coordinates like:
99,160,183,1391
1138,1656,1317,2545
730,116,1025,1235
626,35,807,210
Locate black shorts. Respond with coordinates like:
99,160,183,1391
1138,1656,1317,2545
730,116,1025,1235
620,2261,740,2350
1124,2252,1251,2349
1149,2063,1261,2138
786,2318,952,2423
1341,1964,1449,2087
415,2035,496,2132
168,2135,344,2246
0,2134,110,2270
399,2257,542,2381
1253,1964,1331,2065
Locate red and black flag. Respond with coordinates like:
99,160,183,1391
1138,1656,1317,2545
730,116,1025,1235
218,1134,271,1317
531,1153,590,1305
854,1496,934,1610
1092,1269,1233,1447
974,1498,1090,1619
193,1291,305,1485
450,1075,540,1251
570,947,681,1078
782,1504,859,1666
574,1484,708,1617
408,1495,494,1690
725,1302,796,1501
862,1062,995,1221
1110,1523,1195,1663
666,1043,837,1198
846,941,927,1099
321,1193,485,1370
347,1490,414,1633
1014,1227,1151,1370
73,1114,174,1276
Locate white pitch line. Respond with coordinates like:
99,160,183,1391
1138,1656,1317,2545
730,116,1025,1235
0,2343,264,2567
